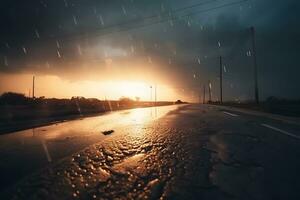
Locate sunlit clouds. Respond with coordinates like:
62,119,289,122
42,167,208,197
0,0,299,101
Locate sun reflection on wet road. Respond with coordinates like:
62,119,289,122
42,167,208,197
0,105,183,192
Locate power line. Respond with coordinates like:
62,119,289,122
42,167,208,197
63,0,249,41
57,0,218,40
13,0,249,65
26,0,248,45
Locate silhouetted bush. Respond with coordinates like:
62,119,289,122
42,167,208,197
119,97,134,106
266,96,281,104
0,92,29,105
175,100,183,104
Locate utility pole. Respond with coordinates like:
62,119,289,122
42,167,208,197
198,88,201,104
154,84,157,106
199,89,201,104
250,26,259,104
32,76,35,99
203,85,206,104
208,80,212,103
150,85,152,102
219,56,223,104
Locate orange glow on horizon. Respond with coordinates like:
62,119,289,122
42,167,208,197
0,73,186,102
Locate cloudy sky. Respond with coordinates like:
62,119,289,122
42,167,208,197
0,0,299,102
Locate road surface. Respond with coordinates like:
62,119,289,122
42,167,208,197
1,104,300,200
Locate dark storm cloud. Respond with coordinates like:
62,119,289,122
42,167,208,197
0,0,299,100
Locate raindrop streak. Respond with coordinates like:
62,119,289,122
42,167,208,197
122,6,127,15
77,44,82,55
35,29,40,39
148,56,152,64
64,0,68,8
73,15,78,25
161,3,165,12
41,140,52,163
56,40,60,48
45,61,50,68
197,58,201,65
4,56,8,66
98,15,104,26
22,47,27,54
57,50,61,58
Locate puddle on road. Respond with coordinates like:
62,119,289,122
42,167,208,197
112,153,145,174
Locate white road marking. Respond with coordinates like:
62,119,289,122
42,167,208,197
223,111,238,117
261,124,300,140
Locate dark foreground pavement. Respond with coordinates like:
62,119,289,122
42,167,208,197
1,104,300,200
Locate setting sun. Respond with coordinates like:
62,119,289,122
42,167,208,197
119,81,150,100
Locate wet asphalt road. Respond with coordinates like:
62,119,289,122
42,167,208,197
1,104,300,200
0,105,179,191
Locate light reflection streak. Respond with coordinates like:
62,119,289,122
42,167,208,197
32,128,52,163
0,105,183,163
41,140,52,163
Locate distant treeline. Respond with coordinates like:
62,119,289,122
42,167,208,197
209,96,300,117
264,96,300,104
0,92,167,106
0,92,179,124
208,96,300,105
